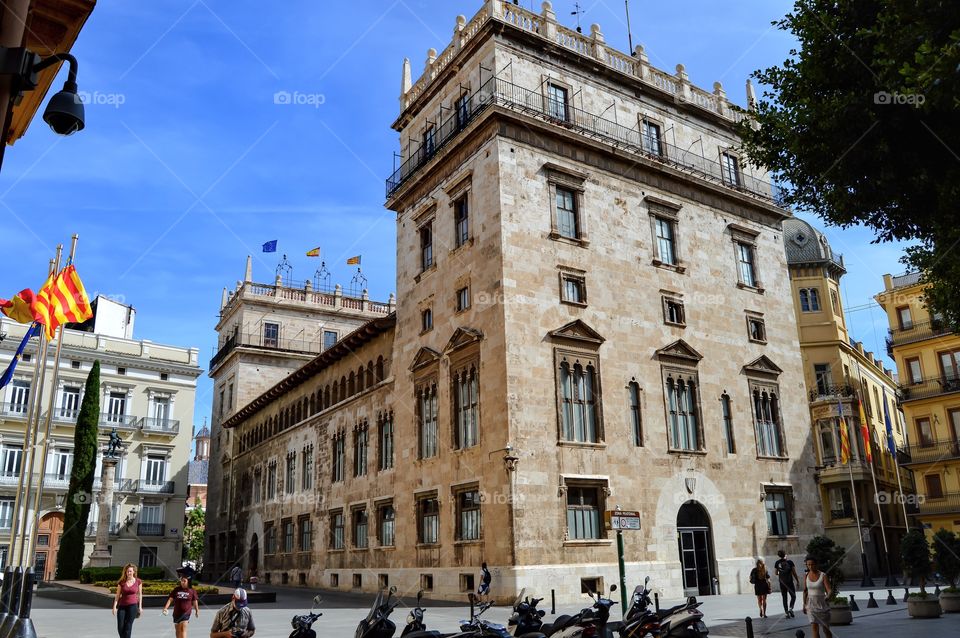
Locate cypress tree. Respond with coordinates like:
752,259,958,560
56,360,101,579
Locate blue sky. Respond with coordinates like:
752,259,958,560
0,1,911,427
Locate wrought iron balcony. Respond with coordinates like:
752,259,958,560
901,439,960,465
43,473,71,489
140,417,180,435
829,507,854,520
899,376,960,402
138,480,175,494
808,384,856,402
210,330,325,370
0,403,30,417
908,491,960,517
51,408,80,423
385,76,785,207
136,523,165,536
98,413,138,429
0,471,21,486
887,319,954,350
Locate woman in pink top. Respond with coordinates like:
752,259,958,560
112,563,142,638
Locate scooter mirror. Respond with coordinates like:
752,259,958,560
644,576,650,586
417,590,424,603
610,584,618,592
390,586,398,594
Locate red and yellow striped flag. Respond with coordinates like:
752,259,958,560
0,289,40,324
858,397,873,462
346,255,361,265
34,264,93,339
839,418,851,465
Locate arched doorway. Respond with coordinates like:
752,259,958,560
248,534,259,577
677,501,716,597
37,512,64,582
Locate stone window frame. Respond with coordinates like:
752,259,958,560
413,202,438,281
353,419,369,477
455,283,471,314
748,380,788,459
661,292,686,327
444,170,474,252
558,266,588,307
351,503,370,550
420,306,434,334
452,482,482,543
719,147,742,187
415,375,440,460
377,410,395,472
560,475,611,544
415,490,441,546
281,517,295,554
728,223,764,293
554,348,605,446
645,195,685,273
263,521,276,555
661,365,705,454
328,509,345,551
450,353,480,451
544,162,590,246
762,485,796,537
745,311,767,344
638,112,667,159
374,498,396,548
542,76,574,122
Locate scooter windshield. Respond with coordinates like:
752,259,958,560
513,588,526,609
366,591,384,622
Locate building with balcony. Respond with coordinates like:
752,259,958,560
877,272,960,536
207,0,822,602
783,219,914,578
0,296,201,579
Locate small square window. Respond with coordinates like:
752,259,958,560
71,360,81,369
456,287,470,313
352,573,362,589
421,574,434,591
581,577,602,595
21,354,31,363
460,573,475,592
281,573,289,584
747,317,766,343
298,573,306,585
329,573,339,588
560,273,586,305
117,367,126,376
663,297,685,326
421,308,433,333
378,574,389,589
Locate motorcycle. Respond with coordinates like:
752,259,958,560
401,590,445,638
452,594,513,637
618,579,708,638
506,589,547,638
547,584,618,638
289,595,323,638
356,586,402,638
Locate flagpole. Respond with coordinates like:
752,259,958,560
7,254,58,566
15,246,62,567
838,401,872,587
896,411,910,527
26,235,79,566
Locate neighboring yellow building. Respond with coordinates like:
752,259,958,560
877,272,960,536
785,219,913,579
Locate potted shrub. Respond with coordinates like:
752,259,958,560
805,536,850,625
902,529,941,618
933,528,960,613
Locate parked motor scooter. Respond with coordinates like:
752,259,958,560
356,586,403,638
618,579,708,638
289,595,324,638
547,584,618,638
506,589,547,638
400,590,445,638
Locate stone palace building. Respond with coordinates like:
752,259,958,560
205,0,822,601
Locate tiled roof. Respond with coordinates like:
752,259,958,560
188,459,208,486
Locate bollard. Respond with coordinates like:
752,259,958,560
903,587,909,602
551,589,555,615
934,585,941,596
18,568,33,618
745,616,754,638
849,594,859,611
867,592,878,608
654,592,660,612
886,589,897,605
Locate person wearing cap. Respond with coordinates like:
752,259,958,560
210,588,256,638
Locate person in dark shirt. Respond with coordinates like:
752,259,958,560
774,549,801,618
477,562,492,602
163,574,200,638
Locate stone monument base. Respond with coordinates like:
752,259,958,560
87,549,112,568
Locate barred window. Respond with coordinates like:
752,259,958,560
353,508,368,549
282,519,294,553
377,502,395,547
628,381,642,446
558,359,600,443
417,496,440,545
285,453,296,494
332,431,345,482
453,364,479,449
329,511,344,550
456,489,481,541
417,382,439,459
566,484,603,540
298,516,312,551
301,446,313,490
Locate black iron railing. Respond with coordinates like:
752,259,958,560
138,480,175,494
830,507,854,520
99,413,138,429
386,76,786,206
210,331,324,370
909,492,960,517
902,439,960,465
808,384,856,402
887,319,953,349
899,376,960,402
137,523,165,536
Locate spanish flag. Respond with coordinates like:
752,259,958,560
306,247,321,257
346,255,361,265
837,398,850,465
858,396,873,462
33,264,93,339
0,289,40,324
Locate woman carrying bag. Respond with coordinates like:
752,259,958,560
749,558,772,618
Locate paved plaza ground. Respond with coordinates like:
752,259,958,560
28,584,960,637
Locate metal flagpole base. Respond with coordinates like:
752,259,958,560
8,618,35,638
859,554,874,587
885,573,899,587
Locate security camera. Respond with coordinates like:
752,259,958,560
43,80,85,136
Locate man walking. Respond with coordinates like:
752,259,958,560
477,562,492,603
229,564,243,590
775,549,801,617
210,588,256,638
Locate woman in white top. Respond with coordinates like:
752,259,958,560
802,556,833,638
